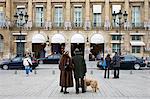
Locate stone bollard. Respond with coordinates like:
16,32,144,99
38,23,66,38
14,70,17,74
130,70,133,74
90,70,93,75
34,68,37,74
52,70,55,75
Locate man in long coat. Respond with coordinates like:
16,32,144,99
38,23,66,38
112,52,121,78
72,48,87,94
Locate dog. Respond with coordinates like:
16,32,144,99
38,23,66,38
84,78,99,92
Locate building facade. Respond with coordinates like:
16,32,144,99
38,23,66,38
0,0,150,60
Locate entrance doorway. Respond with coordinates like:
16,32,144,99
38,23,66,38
89,43,104,61
32,43,46,58
51,43,65,54
71,43,85,57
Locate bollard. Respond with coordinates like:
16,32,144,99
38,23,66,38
14,70,17,74
130,70,132,74
34,68,37,74
52,70,55,75
90,70,93,75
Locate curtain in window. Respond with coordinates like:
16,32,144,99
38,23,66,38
112,43,120,53
35,7,44,27
74,7,82,27
132,6,141,27
0,7,4,28
93,5,101,27
54,7,63,27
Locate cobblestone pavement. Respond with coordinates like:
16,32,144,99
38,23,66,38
0,61,150,99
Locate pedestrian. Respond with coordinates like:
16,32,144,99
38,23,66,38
112,52,121,78
98,57,104,69
59,51,73,94
72,48,87,94
23,54,32,77
104,54,111,78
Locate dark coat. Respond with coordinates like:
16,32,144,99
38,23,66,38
105,56,111,68
72,52,87,79
112,54,120,68
59,54,73,87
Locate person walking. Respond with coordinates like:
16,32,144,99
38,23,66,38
104,54,111,78
59,51,73,94
72,48,87,94
112,52,121,78
23,54,32,77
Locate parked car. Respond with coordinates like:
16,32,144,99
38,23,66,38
97,55,146,70
145,57,150,67
38,54,61,64
0,56,39,70
120,55,146,70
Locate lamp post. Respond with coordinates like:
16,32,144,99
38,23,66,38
14,11,28,56
112,10,128,55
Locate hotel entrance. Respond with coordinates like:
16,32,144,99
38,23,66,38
71,34,85,57
89,34,105,61
71,43,85,56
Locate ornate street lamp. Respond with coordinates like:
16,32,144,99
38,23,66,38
14,11,28,56
112,10,128,55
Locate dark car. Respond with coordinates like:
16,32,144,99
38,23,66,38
0,56,38,70
120,55,146,70
38,54,61,64
97,55,146,70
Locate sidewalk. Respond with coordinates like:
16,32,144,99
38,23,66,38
0,63,150,99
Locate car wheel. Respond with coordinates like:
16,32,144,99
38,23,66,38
3,65,9,70
134,64,140,70
39,60,43,64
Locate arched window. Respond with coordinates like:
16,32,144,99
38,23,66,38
0,34,4,52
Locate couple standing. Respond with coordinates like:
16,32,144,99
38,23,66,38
59,48,87,94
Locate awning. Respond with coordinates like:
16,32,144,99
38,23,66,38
32,34,46,43
91,34,104,43
51,34,65,43
130,41,145,46
71,34,84,43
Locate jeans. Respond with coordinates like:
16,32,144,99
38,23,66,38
25,66,31,75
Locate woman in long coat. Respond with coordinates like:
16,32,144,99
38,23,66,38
59,51,73,94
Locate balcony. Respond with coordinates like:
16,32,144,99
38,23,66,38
52,22,64,29
72,22,83,29
91,22,104,30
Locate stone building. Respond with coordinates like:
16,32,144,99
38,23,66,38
0,0,150,60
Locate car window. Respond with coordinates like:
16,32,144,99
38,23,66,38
12,57,22,62
48,55,53,59
53,55,60,59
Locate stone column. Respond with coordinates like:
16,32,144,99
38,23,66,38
47,0,51,21
66,0,70,21
125,0,130,22
28,0,32,21
85,0,90,21
105,0,110,21
6,0,11,19
144,0,149,21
